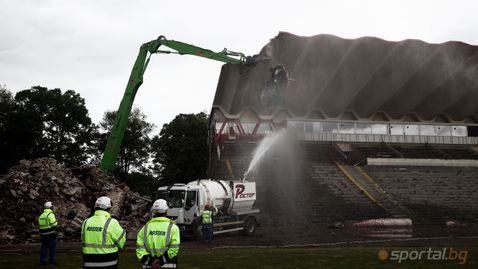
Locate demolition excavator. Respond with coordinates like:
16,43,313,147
99,35,288,174
99,36,255,174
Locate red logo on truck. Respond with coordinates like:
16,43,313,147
235,184,255,199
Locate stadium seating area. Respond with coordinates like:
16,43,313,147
212,140,478,224
439,146,478,159
364,165,478,223
306,161,387,222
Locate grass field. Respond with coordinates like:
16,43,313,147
0,247,475,268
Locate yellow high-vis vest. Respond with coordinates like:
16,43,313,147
38,209,58,236
136,217,180,261
81,210,126,254
201,210,212,224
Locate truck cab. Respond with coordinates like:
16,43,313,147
157,184,201,233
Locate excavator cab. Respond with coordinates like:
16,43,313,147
258,64,290,106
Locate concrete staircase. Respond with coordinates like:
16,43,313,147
335,162,410,218
306,161,387,222
365,165,478,223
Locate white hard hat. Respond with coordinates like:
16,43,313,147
44,201,53,208
95,196,112,210
151,199,168,214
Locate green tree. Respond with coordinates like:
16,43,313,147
0,85,16,171
151,112,208,186
122,172,159,198
0,86,96,170
99,107,155,175
0,84,13,112
0,85,13,132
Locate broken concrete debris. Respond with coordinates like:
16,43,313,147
0,158,152,243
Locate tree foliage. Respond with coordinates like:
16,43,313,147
0,84,210,198
99,107,155,175
0,86,96,171
122,172,160,198
0,85,14,131
151,112,208,186
0,86,15,171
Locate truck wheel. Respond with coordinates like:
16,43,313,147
242,217,257,235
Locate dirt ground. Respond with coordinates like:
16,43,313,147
2,224,477,255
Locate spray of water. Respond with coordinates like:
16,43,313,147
244,129,288,179
245,128,305,228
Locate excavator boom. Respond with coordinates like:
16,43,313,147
100,36,253,174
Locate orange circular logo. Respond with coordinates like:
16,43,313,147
378,249,389,260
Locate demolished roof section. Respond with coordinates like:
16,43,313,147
212,32,478,123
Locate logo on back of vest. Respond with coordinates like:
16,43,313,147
149,230,166,236
86,226,103,232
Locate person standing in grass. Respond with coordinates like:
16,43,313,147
136,199,180,269
201,204,213,244
38,201,58,266
81,196,126,269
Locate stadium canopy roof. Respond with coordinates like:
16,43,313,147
212,32,478,124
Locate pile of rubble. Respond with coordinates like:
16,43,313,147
0,158,152,243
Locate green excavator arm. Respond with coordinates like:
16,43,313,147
100,36,253,174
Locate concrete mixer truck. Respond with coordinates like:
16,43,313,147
157,179,259,238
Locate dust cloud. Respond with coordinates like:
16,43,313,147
245,129,307,226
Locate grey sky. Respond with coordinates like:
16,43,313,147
1,0,477,131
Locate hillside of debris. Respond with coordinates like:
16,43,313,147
0,158,152,243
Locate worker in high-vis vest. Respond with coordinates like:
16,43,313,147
38,201,58,265
136,199,180,269
201,204,213,243
81,196,126,269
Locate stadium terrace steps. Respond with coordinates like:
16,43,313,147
306,161,388,222
254,160,387,225
392,145,445,159
352,143,399,160
211,141,478,224
364,165,478,223
439,147,478,159
335,163,410,218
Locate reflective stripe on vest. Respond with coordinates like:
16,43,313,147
114,229,126,247
84,260,118,267
142,222,174,255
82,217,116,249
